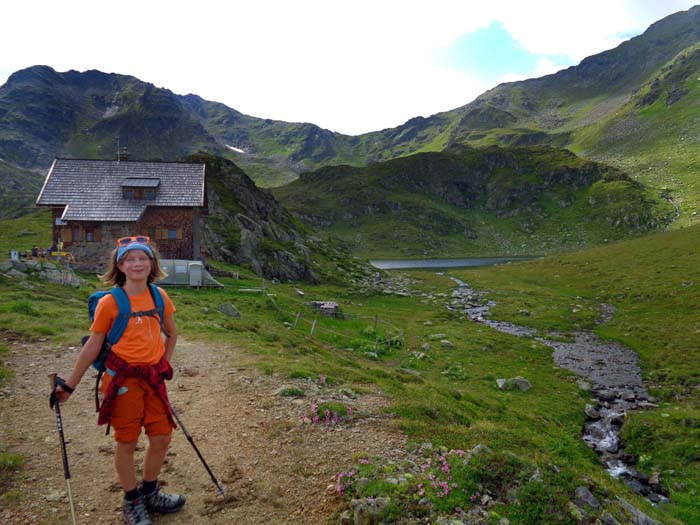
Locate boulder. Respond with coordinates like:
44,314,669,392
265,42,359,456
574,486,600,509
497,377,532,392
350,497,388,525
616,497,661,525
218,302,241,318
584,404,601,420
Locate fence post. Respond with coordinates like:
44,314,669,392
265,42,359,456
310,319,317,337
293,311,301,329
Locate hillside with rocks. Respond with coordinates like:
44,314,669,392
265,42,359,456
274,145,675,257
192,153,373,284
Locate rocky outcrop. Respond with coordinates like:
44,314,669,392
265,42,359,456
194,153,321,282
0,258,90,287
196,153,374,283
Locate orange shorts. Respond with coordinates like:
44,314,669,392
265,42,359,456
101,374,173,442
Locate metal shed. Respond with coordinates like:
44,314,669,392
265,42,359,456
158,259,223,287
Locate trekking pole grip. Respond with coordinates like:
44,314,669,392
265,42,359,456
48,372,58,409
49,373,74,409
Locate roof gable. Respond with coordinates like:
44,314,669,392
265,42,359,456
36,159,205,221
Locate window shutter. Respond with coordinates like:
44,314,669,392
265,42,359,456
94,229,102,242
176,227,183,240
62,227,72,242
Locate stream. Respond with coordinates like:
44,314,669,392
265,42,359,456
446,276,669,504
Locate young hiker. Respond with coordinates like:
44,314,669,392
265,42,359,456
53,236,185,525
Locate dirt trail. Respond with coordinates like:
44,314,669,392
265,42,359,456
0,338,406,524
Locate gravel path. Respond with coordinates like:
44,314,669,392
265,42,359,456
0,337,406,524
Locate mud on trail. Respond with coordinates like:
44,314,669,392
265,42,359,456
0,339,406,524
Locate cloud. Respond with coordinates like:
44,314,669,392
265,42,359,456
1,0,697,134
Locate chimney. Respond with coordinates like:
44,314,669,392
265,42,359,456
118,146,131,162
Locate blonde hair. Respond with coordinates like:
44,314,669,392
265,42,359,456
100,243,167,286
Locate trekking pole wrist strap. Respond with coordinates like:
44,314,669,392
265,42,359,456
55,376,75,394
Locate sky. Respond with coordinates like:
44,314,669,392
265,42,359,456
0,0,697,135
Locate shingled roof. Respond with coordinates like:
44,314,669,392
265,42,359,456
36,159,205,221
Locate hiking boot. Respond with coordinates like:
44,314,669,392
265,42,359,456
123,496,152,525
142,486,186,514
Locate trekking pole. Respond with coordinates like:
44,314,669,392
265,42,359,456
48,373,78,525
170,405,226,496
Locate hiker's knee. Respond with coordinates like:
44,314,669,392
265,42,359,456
114,440,138,469
115,439,138,456
148,433,171,451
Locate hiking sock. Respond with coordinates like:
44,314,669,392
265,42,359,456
141,479,158,495
124,487,140,501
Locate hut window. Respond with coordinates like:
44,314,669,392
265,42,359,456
155,226,182,240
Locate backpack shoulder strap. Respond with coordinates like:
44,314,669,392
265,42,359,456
106,286,131,346
148,283,165,329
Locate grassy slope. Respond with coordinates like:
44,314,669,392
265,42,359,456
0,212,691,523
0,209,52,255
458,224,700,523
274,147,674,257
0,160,44,220
571,45,700,227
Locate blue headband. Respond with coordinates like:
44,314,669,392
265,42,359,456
116,242,153,262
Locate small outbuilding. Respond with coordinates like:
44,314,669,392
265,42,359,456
310,301,342,317
158,259,223,288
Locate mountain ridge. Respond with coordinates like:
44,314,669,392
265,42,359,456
2,6,698,189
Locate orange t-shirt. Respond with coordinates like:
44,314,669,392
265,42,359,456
90,287,175,366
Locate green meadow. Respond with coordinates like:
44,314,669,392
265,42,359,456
1,210,698,523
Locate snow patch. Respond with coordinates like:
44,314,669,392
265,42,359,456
226,144,246,154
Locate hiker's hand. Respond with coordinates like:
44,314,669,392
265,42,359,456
53,385,73,404
49,376,75,408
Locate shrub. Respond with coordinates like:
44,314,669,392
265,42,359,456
279,386,305,397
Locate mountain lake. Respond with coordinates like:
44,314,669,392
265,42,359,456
369,256,537,270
